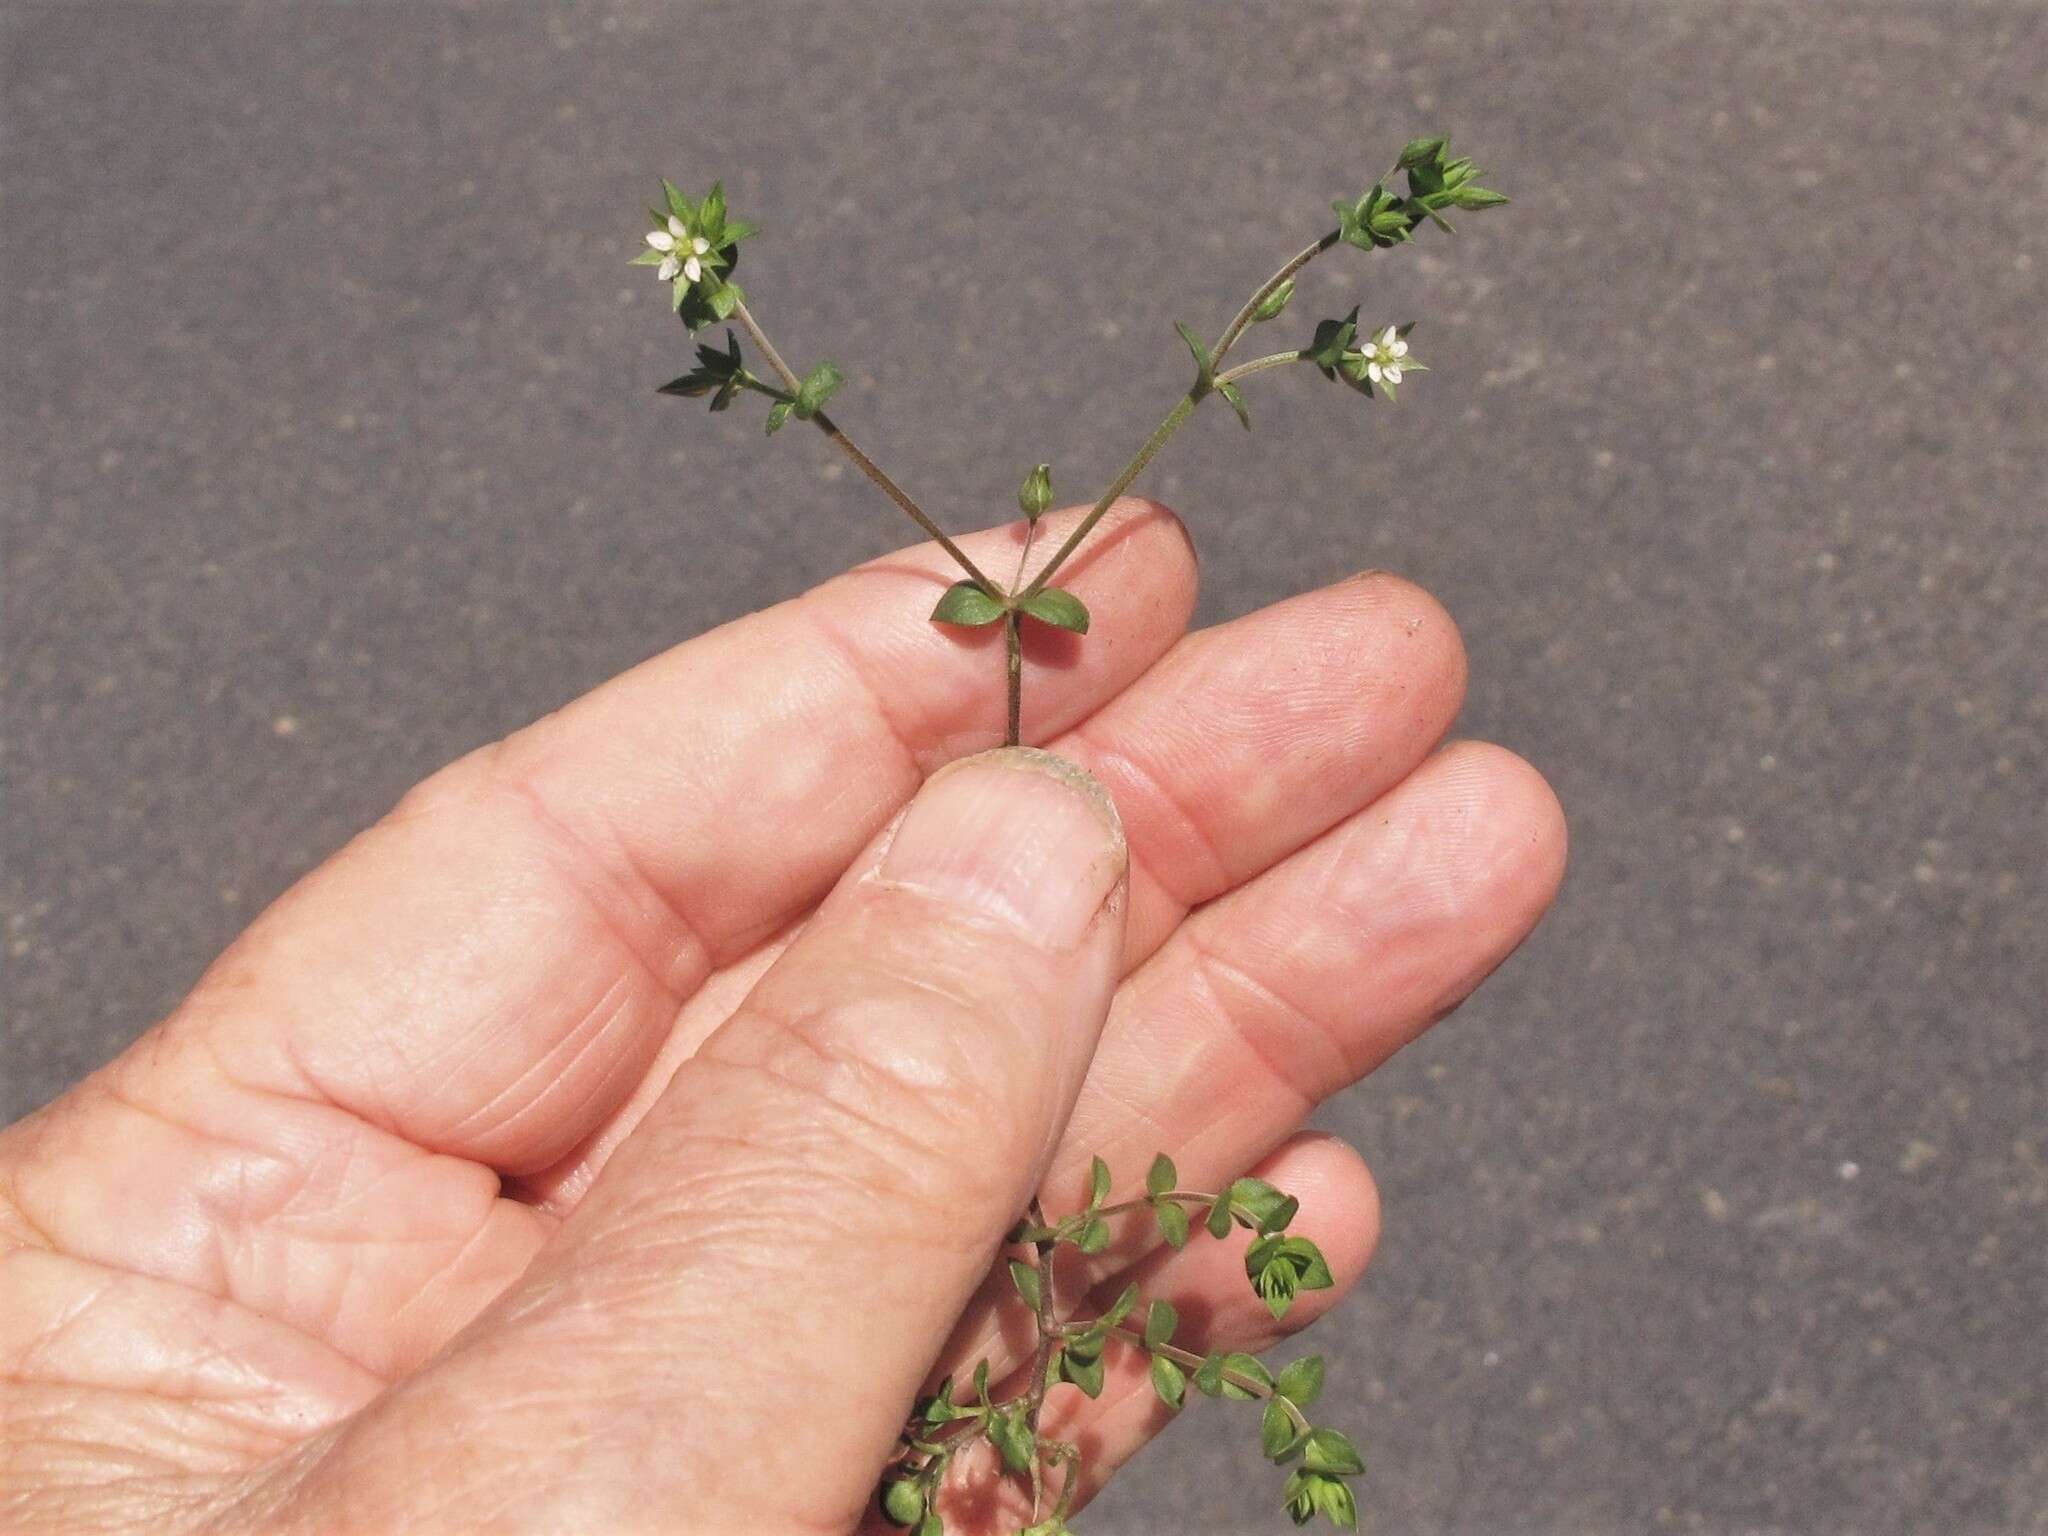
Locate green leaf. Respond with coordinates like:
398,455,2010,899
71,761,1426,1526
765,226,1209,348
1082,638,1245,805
707,281,741,320
1397,134,1449,169
973,1360,991,1405
661,178,692,222
699,180,726,238
1246,1234,1334,1322
1262,1398,1305,1462
1146,1153,1177,1197
1229,1177,1296,1232
1074,1215,1111,1254
1008,1258,1043,1311
1062,1346,1107,1399
721,219,760,245
1301,1428,1365,1477
628,247,668,267
1218,380,1252,431
1150,1352,1187,1411
1101,1282,1142,1331
1318,1477,1359,1530
916,1513,946,1536
1449,183,1511,209
1259,1195,1299,1235
1154,1199,1190,1248
1018,462,1052,522
1217,1352,1275,1401
1406,158,1447,199
1308,308,1360,372
1192,1353,1227,1397
929,582,1006,627
1088,1155,1113,1209
1249,277,1295,323
765,399,792,435
1205,1196,1234,1240
989,1405,1038,1472
1283,1470,1358,1529
1143,1297,1178,1350
1174,319,1215,383
1018,588,1090,634
1275,1355,1326,1408
1259,1260,1300,1321
793,361,845,421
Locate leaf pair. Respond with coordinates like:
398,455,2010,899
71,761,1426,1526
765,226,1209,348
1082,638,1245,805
929,582,1090,635
1174,319,1252,429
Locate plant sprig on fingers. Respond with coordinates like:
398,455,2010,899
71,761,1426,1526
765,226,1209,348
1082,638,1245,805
635,136,1506,755
873,1154,1357,1533
631,139,1507,1532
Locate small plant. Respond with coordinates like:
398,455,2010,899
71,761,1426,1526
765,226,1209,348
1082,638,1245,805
632,136,1507,1532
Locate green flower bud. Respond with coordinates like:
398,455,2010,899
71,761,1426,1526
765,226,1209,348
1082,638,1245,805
880,1478,926,1527
1018,462,1052,522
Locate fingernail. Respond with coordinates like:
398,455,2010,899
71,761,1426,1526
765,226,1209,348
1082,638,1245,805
879,748,1125,949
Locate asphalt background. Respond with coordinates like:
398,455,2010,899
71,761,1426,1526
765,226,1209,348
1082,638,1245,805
4,3,2044,1532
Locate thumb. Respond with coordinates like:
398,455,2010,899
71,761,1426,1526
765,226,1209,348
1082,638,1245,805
303,749,1128,1532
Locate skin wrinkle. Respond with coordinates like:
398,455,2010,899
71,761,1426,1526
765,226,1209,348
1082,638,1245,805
1174,922,1347,1115
427,965,648,1166
800,589,968,779
475,758,714,1005
697,1014,1034,1229
13,1051,534,1380
1071,725,1237,907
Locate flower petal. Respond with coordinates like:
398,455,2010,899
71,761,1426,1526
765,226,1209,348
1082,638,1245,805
1385,366,1402,384
1366,361,1383,382
668,215,688,238
682,255,702,282
657,255,680,281
1378,326,1398,347
1390,340,1408,357
690,236,710,255
646,230,675,251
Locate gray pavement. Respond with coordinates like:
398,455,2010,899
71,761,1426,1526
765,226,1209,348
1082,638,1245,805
4,2,2044,1531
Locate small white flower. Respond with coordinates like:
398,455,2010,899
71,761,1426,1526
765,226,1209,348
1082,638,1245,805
1353,324,1420,391
646,216,715,286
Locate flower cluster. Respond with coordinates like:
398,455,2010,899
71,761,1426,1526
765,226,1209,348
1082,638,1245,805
1333,133,1507,250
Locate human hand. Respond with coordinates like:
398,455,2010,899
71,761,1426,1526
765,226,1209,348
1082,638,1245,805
0,500,1564,1533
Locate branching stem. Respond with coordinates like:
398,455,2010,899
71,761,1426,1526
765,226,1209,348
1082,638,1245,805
730,298,998,592
1022,230,1339,598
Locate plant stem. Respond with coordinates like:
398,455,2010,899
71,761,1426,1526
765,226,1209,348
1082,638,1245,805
1004,612,1023,747
1210,230,1339,367
1020,230,1339,599
1022,1198,1059,1431
1215,349,1311,387
1105,1325,1313,1432
1083,1188,1225,1223
1021,391,1197,597
728,298,998,592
